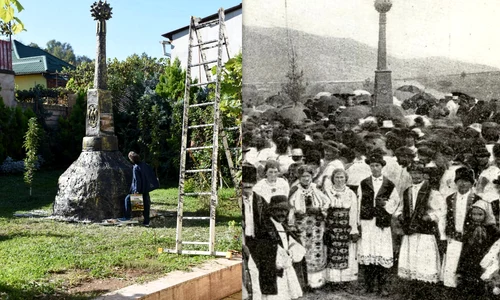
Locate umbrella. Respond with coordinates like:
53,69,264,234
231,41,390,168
452,91,475,101
393,90,415,102
265,94,288,108
371,104,406,121
279,106,308,124
254,104,275,112
314,92,332,99
313,95,344,113
337,105,371,121
402,92,438,110
396,85,422,93
352,89,371,96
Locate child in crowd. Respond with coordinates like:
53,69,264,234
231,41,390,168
457,200,499,297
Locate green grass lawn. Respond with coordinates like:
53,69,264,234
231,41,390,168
0,170,241,299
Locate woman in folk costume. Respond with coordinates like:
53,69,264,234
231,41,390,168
456,199,499,297
357,150,400,297
252,160,290,227
288,164,330,291
395,162,446,299
314,143,344,191
252,195,306,300
441,167,483,288
323,168,360,290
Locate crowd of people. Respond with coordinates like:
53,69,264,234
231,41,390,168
240,93,500,300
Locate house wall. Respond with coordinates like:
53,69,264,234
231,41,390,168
0,72,15,107
169,8,242,83
15,74,47,90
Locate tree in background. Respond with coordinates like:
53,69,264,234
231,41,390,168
0,0,24,35
76,55,92,66
23,117,41,196
45,39,76,65
0,91,35,162
56,92,86,165
281,48,305,107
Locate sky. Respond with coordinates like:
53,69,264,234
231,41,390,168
10,1,500,69
13,0,242,61
244,0,500,69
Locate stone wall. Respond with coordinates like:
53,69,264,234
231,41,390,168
0,72,15,107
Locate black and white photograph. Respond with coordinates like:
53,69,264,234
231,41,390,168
241,1,500,299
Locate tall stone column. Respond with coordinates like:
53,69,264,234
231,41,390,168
53,1,132,222
373,0,393,106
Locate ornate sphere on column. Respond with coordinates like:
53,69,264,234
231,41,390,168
374,0,392,13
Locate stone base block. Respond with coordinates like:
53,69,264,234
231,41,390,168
83,136,118,151
53,151,132,221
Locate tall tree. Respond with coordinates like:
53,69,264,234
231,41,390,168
45,39,76,65
23,117,41,196
0,0,24,35
28,42,40,48
76,55,92,66
281,48,305,107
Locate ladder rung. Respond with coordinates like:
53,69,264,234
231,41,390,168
184,192,211,196
186,169,212,173
189,59,217,68
191,39,218,47
188,124,214,129
163,249,228,256
191,81,216,88
200,43,225,51
182,241,210,245
194,20,219,29
189,101,215,107
183,216,210,220
187,146,213,151
224,126,239,131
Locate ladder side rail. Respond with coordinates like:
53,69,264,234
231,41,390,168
208,10,225,255
218,8,238,191
219,8,231,62
175,17,195,254
193,21,213,83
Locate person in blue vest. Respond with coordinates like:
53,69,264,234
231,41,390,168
120,151,156,226
357,149,400,297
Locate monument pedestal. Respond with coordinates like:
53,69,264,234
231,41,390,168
53,151,131,221
374,70,393,106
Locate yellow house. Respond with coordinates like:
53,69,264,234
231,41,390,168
12,40,74,91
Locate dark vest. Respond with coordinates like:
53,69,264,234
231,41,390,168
491,199,500,227
445,192,481,242
401,181,437,235
359,176,394,228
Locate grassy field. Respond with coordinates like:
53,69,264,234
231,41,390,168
0,170,241,299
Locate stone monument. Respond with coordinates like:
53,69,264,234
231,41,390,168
373,0,393,106
53,0,132,221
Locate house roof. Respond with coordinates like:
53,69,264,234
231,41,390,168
12,40,75,75
161,3,242,41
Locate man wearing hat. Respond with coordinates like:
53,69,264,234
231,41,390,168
477,144,500,203
242,162,262,299
441,167,483,288
357,150,400,296
251,195,306,300
395,162,445,298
